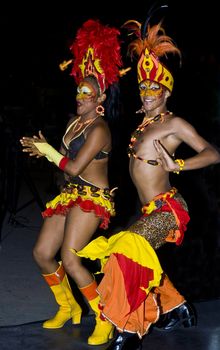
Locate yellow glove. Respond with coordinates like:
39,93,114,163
33,142,66,168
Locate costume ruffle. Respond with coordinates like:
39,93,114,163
76,230,163,335
42,183,115,229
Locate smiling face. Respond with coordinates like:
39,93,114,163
139,79,170,113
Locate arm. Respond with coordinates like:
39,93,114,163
20,115,73,162
21,125,110,176
62,124,110,176
154,117,220,173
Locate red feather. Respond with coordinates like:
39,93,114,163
70,19,122,90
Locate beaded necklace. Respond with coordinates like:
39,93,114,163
69,115,101,141
72,115,100,135
63,115,101,149
128,111,172,165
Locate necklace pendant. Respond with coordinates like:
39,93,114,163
154,114,162,122
147,159,159,166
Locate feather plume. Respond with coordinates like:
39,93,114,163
141,4,168,39
121,20,141,38
127,21,181,61
122,10,182,91
70,19,122,91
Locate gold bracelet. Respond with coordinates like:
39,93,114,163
173,159,185,174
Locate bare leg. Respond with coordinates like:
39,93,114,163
33,214,83,329
61,205,101,287
33,215,65,274
60,206,114,345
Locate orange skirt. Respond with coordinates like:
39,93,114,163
76,230,163,337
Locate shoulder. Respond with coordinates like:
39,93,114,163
169,115,200,139
87,118,110,138
169,115,195,130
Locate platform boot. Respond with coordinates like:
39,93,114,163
80,279,114,345
42,262,82,329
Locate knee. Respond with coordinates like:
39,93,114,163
62,252,81,278
33,245,50,265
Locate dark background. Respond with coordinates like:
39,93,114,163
0,0,220,302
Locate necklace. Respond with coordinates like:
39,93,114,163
71,115,100,139
128,111,172,165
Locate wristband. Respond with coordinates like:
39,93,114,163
59,156,69,170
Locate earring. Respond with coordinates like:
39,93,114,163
135,105,145,114
96,105,105,116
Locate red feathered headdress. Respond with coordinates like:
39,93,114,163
68,19,123,94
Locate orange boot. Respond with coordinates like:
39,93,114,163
42,262,82,329
80,279,114,345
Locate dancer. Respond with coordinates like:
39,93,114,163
74,14,220,350
20,19,123,346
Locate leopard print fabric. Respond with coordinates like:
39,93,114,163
128,193,188,250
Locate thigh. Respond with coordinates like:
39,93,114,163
34,215,66,258
62,205,101,253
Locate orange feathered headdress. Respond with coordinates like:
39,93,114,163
122,13,181,92
65,19,123,94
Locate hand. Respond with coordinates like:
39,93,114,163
20,131,47,158
153,139,177,172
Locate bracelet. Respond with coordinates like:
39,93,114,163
173,159,185,174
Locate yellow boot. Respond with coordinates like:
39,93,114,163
80,280,114,345
42,262,82,329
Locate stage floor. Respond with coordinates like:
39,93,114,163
1,300,220,350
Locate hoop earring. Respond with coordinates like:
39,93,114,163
136,105,145,114
96,105,105,117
